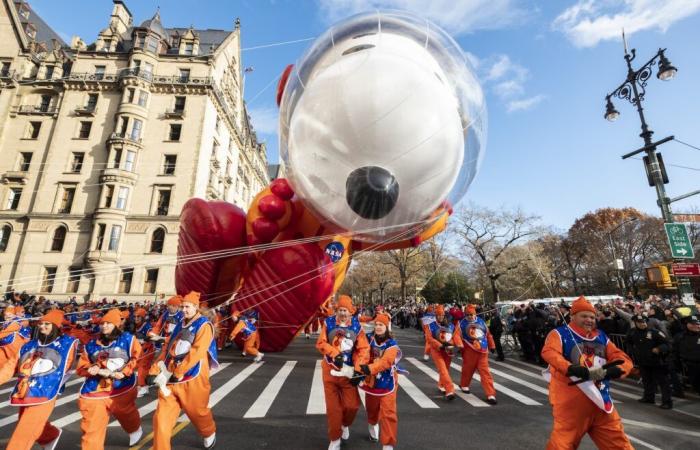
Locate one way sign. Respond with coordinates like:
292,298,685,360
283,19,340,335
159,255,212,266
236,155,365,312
665,223,695,259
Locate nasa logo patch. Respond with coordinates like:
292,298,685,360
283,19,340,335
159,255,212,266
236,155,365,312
325,241,345,263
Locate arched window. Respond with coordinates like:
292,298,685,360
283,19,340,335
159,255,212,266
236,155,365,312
0,225,10,252
150,227,165,253
51,226,67,252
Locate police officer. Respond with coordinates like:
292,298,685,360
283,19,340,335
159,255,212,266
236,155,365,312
626,314,672,409
672,315,700,395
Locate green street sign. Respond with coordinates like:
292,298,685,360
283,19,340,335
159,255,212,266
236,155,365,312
664,223,695,259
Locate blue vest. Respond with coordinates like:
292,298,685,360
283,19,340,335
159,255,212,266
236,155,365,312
80,332,137,398
136,321,152,343
240,319,257,340
429,321,454,342
164,315,218,384
556,325,614,413
361,333,400,396
324,316,362,369
459,317,489,352
11,334,78,406
0,321,30,347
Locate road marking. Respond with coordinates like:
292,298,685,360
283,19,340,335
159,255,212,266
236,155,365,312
449,362,542,405
0,390,80,428
0,377,84,409
622,418,700,438
405,357,488,407
359,388,366,407
107,363,230,428
487,366,550,396
306,360,325,415
626,434,664,450
244,361,296,418
398,374,439,409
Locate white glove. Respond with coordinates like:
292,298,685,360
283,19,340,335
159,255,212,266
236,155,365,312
154,361,172,396
339,338,354,353
330,364,355,378
588,367,606,381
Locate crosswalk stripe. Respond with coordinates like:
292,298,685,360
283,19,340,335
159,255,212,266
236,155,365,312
405,357,488,407
306,360,325,415
107,363,230,427
244,361,296,419
0,377,84,409
398,374,439,409
626,434,664,450
0,390,80,428
449,363,542,405
485,363,550,395
359,388,366,407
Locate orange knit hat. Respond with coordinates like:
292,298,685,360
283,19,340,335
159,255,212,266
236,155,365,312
135,308,147,318
41,309,64,328
101,309,122,327
336,295,356,314
182,291,201,307
466,304,477,315
374,313,390,328
435,305,445,316
167,295,182,307
571,296,595,315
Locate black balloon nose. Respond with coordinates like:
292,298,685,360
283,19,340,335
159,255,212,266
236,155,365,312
346,166,399,220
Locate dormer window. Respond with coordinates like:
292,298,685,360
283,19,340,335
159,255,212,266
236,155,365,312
135,34,145,49
102,39,112,52
146,37,158,54
184,42,193,55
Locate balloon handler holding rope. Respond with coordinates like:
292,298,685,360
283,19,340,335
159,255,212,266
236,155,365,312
175,11,487,352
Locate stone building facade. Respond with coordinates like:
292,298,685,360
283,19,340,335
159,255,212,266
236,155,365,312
0,0,269,301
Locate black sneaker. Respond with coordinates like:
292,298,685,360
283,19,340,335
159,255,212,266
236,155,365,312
446,393,456,401
659,403,673,410
486,396,498,405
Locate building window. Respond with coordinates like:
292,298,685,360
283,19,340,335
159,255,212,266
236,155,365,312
168,124,181,141
94,65,105,80
118,268,133,294
39,94,51,112
184,42,194,56
6,188,21,210
44,65,54,80
116,186,128,209
0,225,10,252
41,267,57,293
144,268,159,293
86,93,98,111
124,150,136,172
78,121,92,139
178,69,190,83
215,116,221,134
67,267,81,293
174,96,186,112
95,223,106,250
102,39,112,51
119,116,129,136
26,121,41,139
135,34,145,49
103,185,114,208
150,228,165,253
163,155,177,175
0,62,10,76
108,225,121,251
126,88,135,103
146,37,158,54
58,187,75,213
111,148,122,169
18,152,32,171
70,152,84,173
50,226,67,251
130,119,142,141
156,189,171,216
137,90,149,107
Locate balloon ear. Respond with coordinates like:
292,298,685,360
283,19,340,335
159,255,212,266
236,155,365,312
276,64,294,107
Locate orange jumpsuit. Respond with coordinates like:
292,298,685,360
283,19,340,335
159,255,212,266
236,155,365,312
135,321,156,388
316,320,370,441
541,324,634,450
458,321,497,397
364,343,399,447
150,316,216,450
76,334,143,450
0,322,29,385
229,319,260,356
425,322,463,395
7,339,76,450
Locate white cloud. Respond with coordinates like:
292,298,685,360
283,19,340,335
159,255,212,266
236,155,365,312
317,0,527,35
553,0,700,48
248,107,279,136
481,54,529,100
507,95,546,113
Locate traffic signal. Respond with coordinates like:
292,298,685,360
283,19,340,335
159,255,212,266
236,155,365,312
645,264,673,288
643,152,669,186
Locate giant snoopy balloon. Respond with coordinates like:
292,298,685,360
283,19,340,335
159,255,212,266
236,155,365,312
176,11,486,351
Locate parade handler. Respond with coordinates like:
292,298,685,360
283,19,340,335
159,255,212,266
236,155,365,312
229,310,264,362
458,304,498,404
7,309,78,450
359,314,400,450
148,291,218,450
541,296,634,450
76,308,143,449
0,306,31,385
425,304,463,400
316,295,369,450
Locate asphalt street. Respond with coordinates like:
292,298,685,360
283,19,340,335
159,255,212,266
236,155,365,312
0,328,697,449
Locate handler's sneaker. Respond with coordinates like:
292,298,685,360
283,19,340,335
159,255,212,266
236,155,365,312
446,392,456,401
328,439,341,450
203,432,216,449
383,446,394,450
487,396,498,405
42,428,62,450
368,424,379,442
423,354,429,361
129,426,143,446
438,386,446,393
242,351,247,357
460,386,471,394
305,333,311,339
254,352,264,363
137,386,149,398
341,425,350,441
